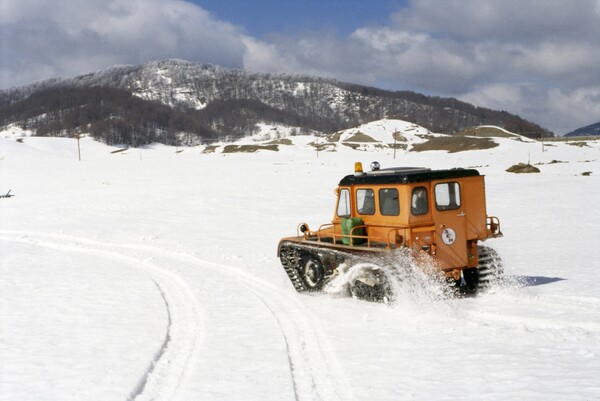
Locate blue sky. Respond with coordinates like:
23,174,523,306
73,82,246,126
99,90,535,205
1,0,599,134
190,0,405,37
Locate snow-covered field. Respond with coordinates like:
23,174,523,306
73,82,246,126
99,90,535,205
1,121,599,400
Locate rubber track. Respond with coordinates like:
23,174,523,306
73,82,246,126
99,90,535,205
279,241,343,292
279,242,308,292
478,245,503,287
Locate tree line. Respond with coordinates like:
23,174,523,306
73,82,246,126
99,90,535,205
0,86,219,146
0,86,353,145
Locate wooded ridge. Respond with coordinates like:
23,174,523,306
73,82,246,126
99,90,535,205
0,59,552,146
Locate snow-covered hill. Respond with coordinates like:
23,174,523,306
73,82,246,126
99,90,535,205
1,129,599,400
196,119,567,159
0,59,551,146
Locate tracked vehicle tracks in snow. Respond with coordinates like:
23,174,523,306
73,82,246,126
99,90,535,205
141,242,356,401
1,231,355,401
1,231,205,401
123,245,356,401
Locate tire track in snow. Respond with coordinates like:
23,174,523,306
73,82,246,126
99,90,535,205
0,232,206,401
122,244,356,401
256,298,302,401
127,280,172,401
249,285,352,401
1,230,355,401
135,249,357,401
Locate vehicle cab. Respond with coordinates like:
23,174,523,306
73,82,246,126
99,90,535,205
326,162,501,276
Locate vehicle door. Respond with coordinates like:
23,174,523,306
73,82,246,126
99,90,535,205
431,181,467,269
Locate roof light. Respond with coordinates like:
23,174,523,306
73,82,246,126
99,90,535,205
370,161,381,171
354,162,364,176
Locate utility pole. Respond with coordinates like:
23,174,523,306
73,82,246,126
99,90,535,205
77,133,81,161
541,131,545,152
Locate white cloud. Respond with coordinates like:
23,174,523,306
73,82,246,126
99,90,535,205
242,31,379,86
545,87,600,133
1,0,247,88
390,0,599,43
462,83,600,134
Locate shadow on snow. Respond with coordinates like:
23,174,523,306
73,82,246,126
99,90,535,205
515,276,566,287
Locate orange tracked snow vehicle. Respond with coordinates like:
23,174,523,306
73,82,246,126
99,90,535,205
277,162,503,301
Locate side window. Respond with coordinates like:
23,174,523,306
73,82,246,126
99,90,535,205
379,188,399,216
336,188,351,218
435,182,461,211
356,189,375,215
411,187,429,215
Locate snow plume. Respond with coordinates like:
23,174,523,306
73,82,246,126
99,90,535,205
324,248,455,305
324,246,526,307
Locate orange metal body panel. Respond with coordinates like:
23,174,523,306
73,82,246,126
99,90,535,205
321,173,492,274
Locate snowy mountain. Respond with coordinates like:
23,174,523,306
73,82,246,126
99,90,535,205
564,121,600,137
0,59,551,147
1,128,599,400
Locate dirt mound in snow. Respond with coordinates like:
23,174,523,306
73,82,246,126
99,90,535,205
412,136,498,153
506,163,541,173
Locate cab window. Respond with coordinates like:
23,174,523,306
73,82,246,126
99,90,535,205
356,189,375,215
337,188,351,218
379,188,399,216
411,187,429,215
435,182,461,211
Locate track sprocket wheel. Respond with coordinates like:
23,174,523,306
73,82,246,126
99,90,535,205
300,255,325,291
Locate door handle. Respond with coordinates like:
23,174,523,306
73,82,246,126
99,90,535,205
457,212,465,217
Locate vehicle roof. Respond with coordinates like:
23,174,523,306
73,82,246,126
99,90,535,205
338,167,481,186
